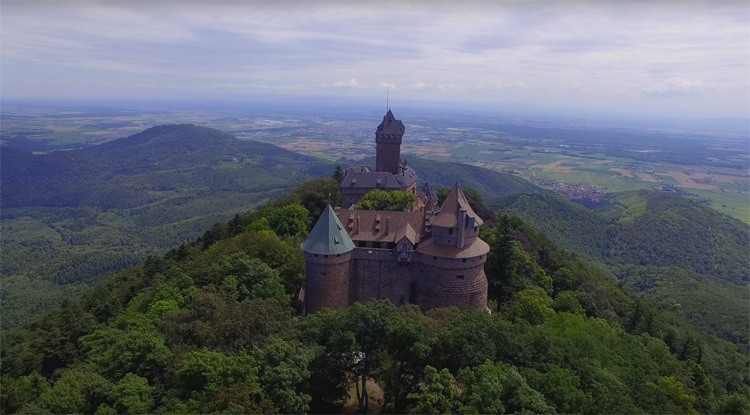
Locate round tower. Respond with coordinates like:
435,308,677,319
415,184,489,310
304,251,353,313
414,243,489,310
301,205,356,314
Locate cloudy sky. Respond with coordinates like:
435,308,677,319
2,1,748,118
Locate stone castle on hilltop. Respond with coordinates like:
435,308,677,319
301,110,489,313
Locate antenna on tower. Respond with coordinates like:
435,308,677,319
386,85,390,111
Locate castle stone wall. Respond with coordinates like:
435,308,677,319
304,252,352,313
351,248,414,306
342,188,370,209
376,140,401,174
414,261,487,310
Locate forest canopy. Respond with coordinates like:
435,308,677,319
1,178,747,414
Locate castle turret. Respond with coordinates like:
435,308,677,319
375,110,405,174
415,184,488,311
430,183,483,247
301,205,355,313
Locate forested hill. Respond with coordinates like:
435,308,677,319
1,124,335,329
2,179,747,414
496,190,750,348
1,124,331,209
497,190,749,283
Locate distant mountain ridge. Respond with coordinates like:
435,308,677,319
1,124,331,209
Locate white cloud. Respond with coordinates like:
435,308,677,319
404,82,429,91
642,77,704,98
332,79,361,89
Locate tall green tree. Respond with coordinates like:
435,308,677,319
331,165,346,183
410,366,459,414
80,327,172,384
108,373,156,414
346,300,398,414
384,306,432,411
354,189,416,211
36,365,111,414
253,336,314,414
0,373,50,414
298,309,357,413
268,204,311,237
458,360,554,414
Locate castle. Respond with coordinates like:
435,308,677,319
301,110,489,313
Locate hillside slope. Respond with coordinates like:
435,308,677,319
496,190,749,348
0,125,334,327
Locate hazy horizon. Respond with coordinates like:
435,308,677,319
2,1,749,120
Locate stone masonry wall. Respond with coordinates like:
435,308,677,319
351,248,414,306
414,260,487,311
304,252,352,314
376,141,401,174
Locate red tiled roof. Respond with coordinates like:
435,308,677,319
431,184,484,228
416,238,490,259
336,208,425,244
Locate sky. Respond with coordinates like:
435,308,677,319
1,1,749,119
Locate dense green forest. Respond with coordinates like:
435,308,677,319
0,125,331,327
496,190,750,351
2,178,748,414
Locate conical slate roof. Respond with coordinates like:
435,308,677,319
376,110,405,135
301,205,356,255
431,184,484,228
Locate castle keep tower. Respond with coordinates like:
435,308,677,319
375,110,405,174
341,110,416,208
301,205,355,313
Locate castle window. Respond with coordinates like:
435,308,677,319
314,254,318,257
448,228,453,234
462,258,467,262
321,272,327,276
433,257,437,261
456,275,465,279
337,254,340,257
